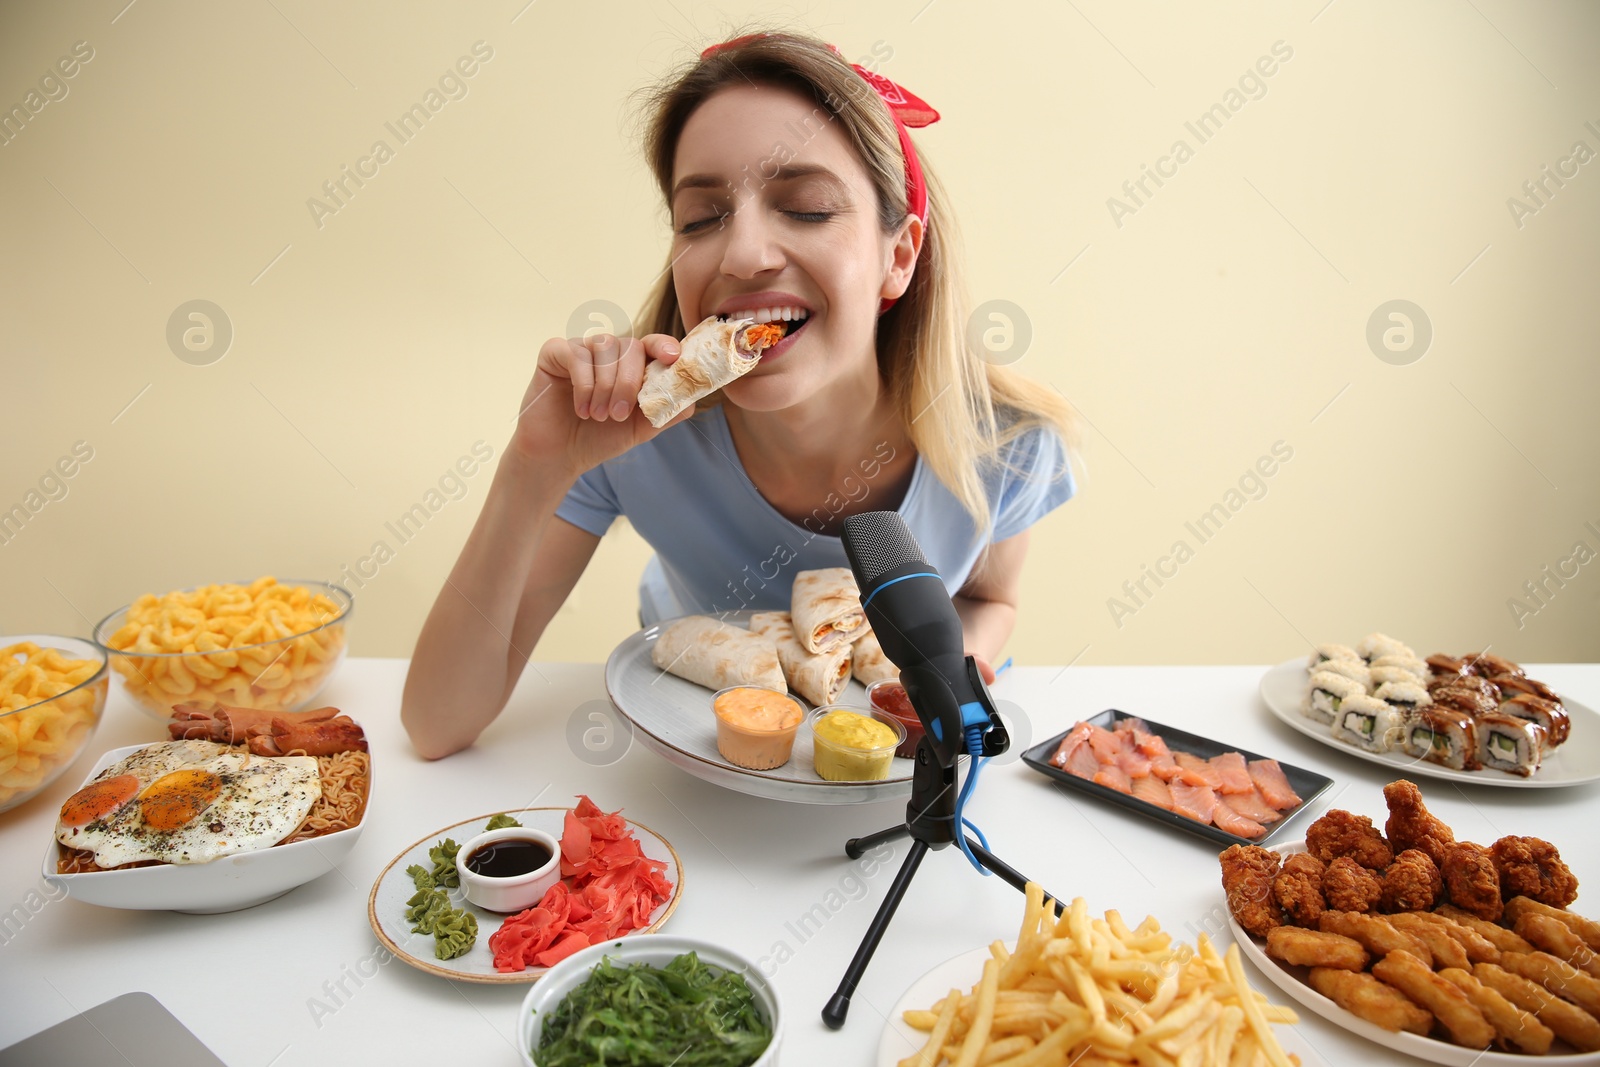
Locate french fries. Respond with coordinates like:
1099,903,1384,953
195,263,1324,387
899,883,1300,1067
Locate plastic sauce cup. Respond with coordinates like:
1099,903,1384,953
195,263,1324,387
867,680,924,759
808,706,906,782
712,686,805,770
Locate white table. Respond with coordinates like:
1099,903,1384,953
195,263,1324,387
3,661,1597,1066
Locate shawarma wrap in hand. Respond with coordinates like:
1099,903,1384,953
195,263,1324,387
650,615,785,692
636,316,785,428
750,611,852,708
850,629,898,687
791,568,868,654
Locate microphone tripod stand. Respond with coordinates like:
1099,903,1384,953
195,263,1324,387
821,667,1067,1030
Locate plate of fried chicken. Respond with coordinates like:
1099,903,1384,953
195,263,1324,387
1221,780,1600,1064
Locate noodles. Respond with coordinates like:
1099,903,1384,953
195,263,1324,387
56,748,370,874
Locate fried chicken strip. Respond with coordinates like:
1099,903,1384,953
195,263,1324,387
1437,967,1554,1054
1411,911,1500,964
1387,912,1469,971
1318,910,1433,968
1514,911,1600,979
1308,966,1431,1034
1505,895,1600,952
1372,951,1495,1049
1266,927,1369,970
1436,905,1535,955
1474,962,1600,1052
1499,950,1600,1017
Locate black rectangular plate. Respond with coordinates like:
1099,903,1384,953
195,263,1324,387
1022,709,1334,848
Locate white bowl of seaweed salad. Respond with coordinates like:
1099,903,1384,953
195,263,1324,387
519,934,780,1067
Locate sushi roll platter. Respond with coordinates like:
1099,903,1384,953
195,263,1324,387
1260,635,1600,787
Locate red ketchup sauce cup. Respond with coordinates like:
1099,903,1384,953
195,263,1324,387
867,680,924,759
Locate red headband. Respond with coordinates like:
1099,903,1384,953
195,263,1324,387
698,35,939,313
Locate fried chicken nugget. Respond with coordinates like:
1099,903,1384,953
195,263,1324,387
1492,835,1579,908
1514,911,1600,978
1474,962,1600,1052
1323,856,1382,913
1379,849,1442,913
1505,895,1600,952
1443,842,1503,922
1388,912,1470,971
1500,950,1600,1017
1412,911,1501,964
1437,967,1554,1054
1267,926,1369,970
1306,808,1394,869
1273,852,1327,927
1373,951,1495,1049
1319,910,1433,968
1220,843,1282,938
1309,966,1431,1034
1437,904,1535,955
1383,779,1456,869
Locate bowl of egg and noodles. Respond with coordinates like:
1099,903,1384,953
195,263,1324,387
519,934,780,1067
0,636,109,814
42,720,372,912
93,577,352,722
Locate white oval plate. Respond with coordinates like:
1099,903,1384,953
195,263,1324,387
877,943,1317,1065
1230,841,1600,1065
43,740,367,913
1259,660,1600,788
605,612,912,805
367,807,681,985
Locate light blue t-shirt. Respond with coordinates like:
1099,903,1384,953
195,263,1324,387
555,406,1075,624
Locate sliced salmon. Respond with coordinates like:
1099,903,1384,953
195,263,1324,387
1112,746,1152,778
1174,751,1224,789
1087,724,1129,765
1092,765,1133,794
1133,732,1182,780
1169,780,1219,824
1247,758,1302,810
1209,751,1254,794
1130,774,1174,811
1049,723,1093,770
1211,802,1267,839
1221,787,1283,824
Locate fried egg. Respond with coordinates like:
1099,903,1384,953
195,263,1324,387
56,739,321,866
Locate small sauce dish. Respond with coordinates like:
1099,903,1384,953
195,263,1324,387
455,827,561,913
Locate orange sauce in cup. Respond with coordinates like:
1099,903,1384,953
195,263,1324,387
712,687,804,770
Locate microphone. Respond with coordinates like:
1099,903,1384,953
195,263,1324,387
840,512,1006,767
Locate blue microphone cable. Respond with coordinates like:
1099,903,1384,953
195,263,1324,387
954,723,991,874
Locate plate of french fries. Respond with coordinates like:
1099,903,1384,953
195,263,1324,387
879,882,1306,1067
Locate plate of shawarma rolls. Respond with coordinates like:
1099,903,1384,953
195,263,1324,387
1221,779,1600,1063
605,568,915,804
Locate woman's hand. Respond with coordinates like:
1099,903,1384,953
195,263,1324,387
512,331,687,476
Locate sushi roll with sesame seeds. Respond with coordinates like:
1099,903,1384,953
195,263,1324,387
1373,680,1432,717
1402,706,1481,771
1312,658,1371,690
1307,643,1361,669
1371,665,1426,688
1357,633,1414,662
1498,693,1569,753
1370,654,1429,680
1304,671,1366,725
1476,712,1544,777
1334,694,1403,752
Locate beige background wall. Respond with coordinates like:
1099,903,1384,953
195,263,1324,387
2,1,1596,667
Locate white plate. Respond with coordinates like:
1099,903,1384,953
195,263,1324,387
42,741,368,913
605,612,913,805
367,807,682,985
877,944,1318,1065
1230,841,1600,1065
1259,660,1600,788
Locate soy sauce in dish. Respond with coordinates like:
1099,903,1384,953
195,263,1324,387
464,837,552,878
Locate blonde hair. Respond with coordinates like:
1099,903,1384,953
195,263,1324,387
635,31,1075,532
